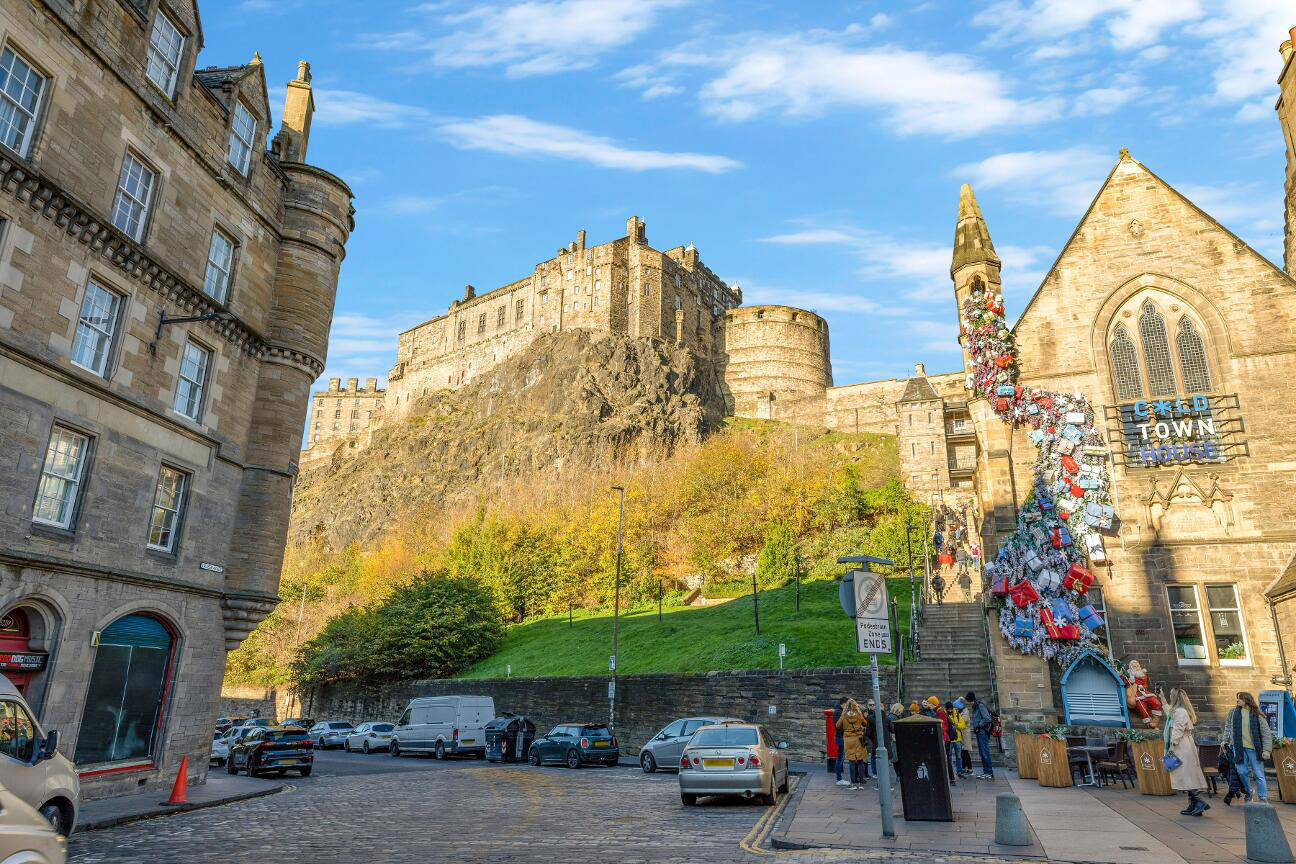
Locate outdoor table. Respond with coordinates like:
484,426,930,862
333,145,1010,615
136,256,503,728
1070,744,1108,787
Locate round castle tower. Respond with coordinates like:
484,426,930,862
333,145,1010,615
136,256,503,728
720,305,833,419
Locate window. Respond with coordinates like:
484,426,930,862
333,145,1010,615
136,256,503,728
457,320,466,341
71,281,122,376
1205,584,1249,665
1138,301,1176,396
0,47,46,157
674,295,681,311
516,298,524,321
680,719,710,737
658,720,685,739
111,152,156,241
350,410,359,419
1166,585,1208,664
333,409,341,419
147,465,187,552
203,229,235,303
172,340,211,421
74,614,174,765
227,102,256,175
0,700,36,763
145,11,184,97
1109,325,1142,401
477,313,486,334
32,426,90,528
497,307,505,328
1107,296,1216,405
1176,318,1212,393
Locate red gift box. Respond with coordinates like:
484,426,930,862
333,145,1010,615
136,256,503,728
1050,529,1062,549
991,572,1009,595
1063,564,1093,595
994,355,1012,368
1037,397,1053,410
1009,580,1040,608
1069,482,1085,499
1040,608,1081,639
1061,455,1079,475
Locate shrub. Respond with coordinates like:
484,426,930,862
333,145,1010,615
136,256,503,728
755,523,797,589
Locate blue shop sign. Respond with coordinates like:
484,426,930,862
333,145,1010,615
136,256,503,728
1105,394,1247,469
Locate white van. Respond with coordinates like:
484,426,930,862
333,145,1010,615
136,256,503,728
0,674,78,836
390,696,495,759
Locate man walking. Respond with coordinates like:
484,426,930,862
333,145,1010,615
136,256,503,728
833,696,849,786
967,691,994,780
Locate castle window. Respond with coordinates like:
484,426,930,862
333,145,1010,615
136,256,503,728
478,313,486,334
457,320,465,341
516,298,524,321
497,307,505,328
643,282,651,297
1175,318,1212,393
1138,301,1176,396
675,295,681,311
1109,325,1143,401
0,47,46,158
145,10,184,98
111,151,156,242
334,410,340,418
1107,295,1216,404
227,102,257,176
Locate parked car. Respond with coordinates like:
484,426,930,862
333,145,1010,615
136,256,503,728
281,717,314,730
638,716,742,773
0,674,78,836
214,716,245,735
227,726,314,777
344,722,395,753
390,696,494,759
527,723,619,768
209,730,228,766
307,721,355,750
242,717,273,730
678,722,788,806
0,780,66,864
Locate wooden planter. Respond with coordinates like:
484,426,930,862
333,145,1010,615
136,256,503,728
1130,739,1173,796
1274,747,1296,804
1015,733,1039,779
1036,738,1072,787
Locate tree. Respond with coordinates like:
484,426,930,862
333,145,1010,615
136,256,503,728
755,523,797,589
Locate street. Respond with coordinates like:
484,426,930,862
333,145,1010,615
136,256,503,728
69,750,788,863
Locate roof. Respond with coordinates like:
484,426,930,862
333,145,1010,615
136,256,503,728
194,64,257,92
897,376,939,403
950,184,1000,276
1265,551,1296,600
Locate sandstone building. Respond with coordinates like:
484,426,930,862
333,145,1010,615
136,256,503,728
303,376,384,463
0,0,352,802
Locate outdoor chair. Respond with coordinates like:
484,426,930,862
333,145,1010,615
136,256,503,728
1096,740,1134,789
1198,743,1221,797
1066,736,1091,785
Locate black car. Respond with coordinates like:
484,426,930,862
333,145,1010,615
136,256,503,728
227,726,314,777
528,723,619,768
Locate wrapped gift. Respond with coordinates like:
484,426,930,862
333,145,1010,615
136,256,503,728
1084,532,1106,563
1057,496,1078,516
1050,597,1074,621
1009,580,1040,608
1027,402,1040,415
1056,437,1076,455
996,384,1016,396
1061,454,1079,475
1012,615,1036,638
1028,428,1045,445
1077,474,1099,490
1078,605,1104,630
1050,528,1062,549
1054,478,1070,497
1037,568,1063,593
1040,607,1081,640
1061,424,1083,444
994,355,1012,368
991,571,1009,595
1024,549,1045,572
1081,445,1108,458
996,397,1009,412
1064,411,1086,425
1039,495,1054,512
1036,397,1053,410
1084,502,1115,529
1030,526,1046,546
1058,525,1072,547
1064,563,1094,594
1069,481,1085,498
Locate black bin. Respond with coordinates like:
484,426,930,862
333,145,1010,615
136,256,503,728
894,715,953,821
485,714,536,763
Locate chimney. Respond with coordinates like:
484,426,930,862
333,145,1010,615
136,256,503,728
365,377,378,391
277,60,314,162
915,362,926,377
464,284,476,301
626,216,645,243
577,229,586,250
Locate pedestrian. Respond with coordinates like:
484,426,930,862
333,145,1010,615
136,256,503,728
955,698,973,776
946,700,968,779
931,572,946,605
908,701,921,717
836,698,868,790
932,698,957,785
832,696,849,786
967,691,995,780
920,697,938,719
888,702,904,768
864,700,878,781
1219,742,1252,806
1224,691,1273,803
1164,688,1210,816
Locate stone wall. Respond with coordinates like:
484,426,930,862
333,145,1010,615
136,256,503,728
216,686,283,722
305,667,897,762
304,377,384,453
721,306,833,420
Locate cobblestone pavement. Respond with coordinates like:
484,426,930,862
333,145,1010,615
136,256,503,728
70,753,1048,863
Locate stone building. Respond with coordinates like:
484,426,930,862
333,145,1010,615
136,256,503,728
0,0,352,802
302,376,384,463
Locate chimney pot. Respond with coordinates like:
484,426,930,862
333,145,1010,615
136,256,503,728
278,60,315,161
915,362,926,377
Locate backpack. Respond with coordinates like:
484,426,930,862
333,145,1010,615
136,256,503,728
989,709,1002,739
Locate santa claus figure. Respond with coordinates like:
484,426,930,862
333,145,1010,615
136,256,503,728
1123,660,1163,726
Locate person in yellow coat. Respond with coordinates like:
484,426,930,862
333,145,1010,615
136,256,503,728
948,699,969,778
836,698,868,790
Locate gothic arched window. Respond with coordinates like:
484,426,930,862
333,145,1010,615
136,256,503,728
1109,325,1143,401
1175,318,1212,393
1138,301,1177,396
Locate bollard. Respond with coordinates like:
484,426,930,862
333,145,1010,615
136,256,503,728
994,793,1032,847
1245,802,1295,864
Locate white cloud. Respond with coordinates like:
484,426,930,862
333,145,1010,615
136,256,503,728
953,148,1112,216
326,312,427,362
308,89,434,128
762,223,952,302
973,0,1203,51
689,32,1057,136
1073,85,1144,116
439,115,740,172
1189,1,1293,110
369,0,688,77
616,64,683,100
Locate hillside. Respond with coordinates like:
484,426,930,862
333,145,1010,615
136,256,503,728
291,330,728,551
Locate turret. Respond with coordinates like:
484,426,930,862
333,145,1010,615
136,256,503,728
950,184,1002,372
1278,27,1296,276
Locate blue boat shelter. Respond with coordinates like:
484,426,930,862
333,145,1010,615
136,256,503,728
1059,650,1130,727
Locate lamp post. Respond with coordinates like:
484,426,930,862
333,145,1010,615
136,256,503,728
610,485,625,732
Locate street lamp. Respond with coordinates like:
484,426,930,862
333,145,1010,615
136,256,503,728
610,485,625,731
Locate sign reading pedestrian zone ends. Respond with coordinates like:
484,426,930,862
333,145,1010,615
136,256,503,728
851,569,891,654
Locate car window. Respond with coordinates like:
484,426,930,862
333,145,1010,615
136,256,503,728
659,720,685,738
354,724,369,733
689,727,758,748
264,730,309,743
0,701,36,762
372,723,394,732
680,719,709,736
329,722,353,730
581,725,611,737
398,710,411,726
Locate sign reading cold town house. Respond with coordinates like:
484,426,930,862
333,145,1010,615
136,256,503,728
1106,394,1248,469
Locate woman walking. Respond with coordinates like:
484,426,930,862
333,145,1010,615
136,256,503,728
1164,688,1210,816
836,698,868,790
1225,691,1273,803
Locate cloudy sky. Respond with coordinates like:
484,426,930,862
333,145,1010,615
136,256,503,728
208,0,1293,388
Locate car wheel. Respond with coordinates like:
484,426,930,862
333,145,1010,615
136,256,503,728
317,737,327,751
435,741,446,760
681,793,697,806
759,780,777,806
363,741,371,754
38,802,70,837
227,757,238,775
299,767,312,777
343,740,351,752
566,749,582,770
640,752,657,773
390,740,401,758
779,768,790,794
528,748,541,766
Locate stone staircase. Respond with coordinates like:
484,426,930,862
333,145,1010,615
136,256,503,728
902,602,994,708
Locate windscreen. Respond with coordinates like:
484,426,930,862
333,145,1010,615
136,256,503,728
371,723,394,732
581,725,611,736
329,722,353,730
689,727,758,747
265,730,309,742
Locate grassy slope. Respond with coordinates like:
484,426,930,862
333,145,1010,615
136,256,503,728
458,575,914,679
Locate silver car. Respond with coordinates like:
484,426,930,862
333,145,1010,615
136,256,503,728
678,722,789,806
308,721,355,750
639,716,741,773
344,722,395,753
0,781,65,864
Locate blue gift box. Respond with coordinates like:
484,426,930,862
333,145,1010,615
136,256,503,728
1050,597,1073,622
996,384,1016,396
1078,605,1104,629
1061,424,1082,443
1012,615,1036,638
1058,525,1072,546
1028,428,1045,445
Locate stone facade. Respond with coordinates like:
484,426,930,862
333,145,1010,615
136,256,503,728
301,376,384,465
303,667,897,763
718,305,832,419
0,1,351,798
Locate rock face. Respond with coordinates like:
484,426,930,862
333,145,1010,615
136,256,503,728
290,330,728,549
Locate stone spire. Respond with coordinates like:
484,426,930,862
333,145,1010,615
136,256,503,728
951,184,1000,277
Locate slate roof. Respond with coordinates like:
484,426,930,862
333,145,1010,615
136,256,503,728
950,183,1000,276
898,376,939,403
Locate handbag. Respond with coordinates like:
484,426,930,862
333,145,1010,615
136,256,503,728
1163,751,1182,772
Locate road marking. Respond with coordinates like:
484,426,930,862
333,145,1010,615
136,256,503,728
739,775,799,856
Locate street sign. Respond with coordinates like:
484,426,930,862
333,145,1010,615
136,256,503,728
778,643,786,657
608,681,615,699
852,568,891,654
609,654,616,672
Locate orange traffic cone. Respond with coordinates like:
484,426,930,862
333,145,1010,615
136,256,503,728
162,755,188,805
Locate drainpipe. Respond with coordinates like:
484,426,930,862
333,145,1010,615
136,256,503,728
1269,597,1293,689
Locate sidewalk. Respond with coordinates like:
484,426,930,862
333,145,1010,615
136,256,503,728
75,774,284,833
774,763,1296,863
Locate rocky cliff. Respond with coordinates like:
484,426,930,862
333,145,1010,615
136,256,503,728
290,330,728,550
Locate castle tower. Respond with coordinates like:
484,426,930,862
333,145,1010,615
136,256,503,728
222,63,354,648
951,184,1002,371
1278,28,1296,276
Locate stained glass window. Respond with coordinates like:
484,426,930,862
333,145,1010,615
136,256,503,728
1175,318,1212,393
1138,301,1176,396
1109,325,1143,401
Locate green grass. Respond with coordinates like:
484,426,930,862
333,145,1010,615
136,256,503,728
457,575,914,679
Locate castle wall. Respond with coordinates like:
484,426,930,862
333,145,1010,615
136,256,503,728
721,306,832,419
1280,35,1296,277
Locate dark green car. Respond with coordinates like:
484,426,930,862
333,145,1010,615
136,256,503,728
528,723,619,768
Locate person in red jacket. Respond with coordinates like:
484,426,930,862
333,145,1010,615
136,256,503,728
927,697,957,786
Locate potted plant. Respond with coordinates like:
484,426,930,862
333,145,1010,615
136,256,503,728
1036,726,1071,787
1015,727,1039,779
1272,737,1296,803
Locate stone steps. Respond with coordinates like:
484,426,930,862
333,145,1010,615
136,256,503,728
902,602,994,705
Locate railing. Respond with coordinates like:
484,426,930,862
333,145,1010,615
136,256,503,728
945,421,973,436
978,585,1004,751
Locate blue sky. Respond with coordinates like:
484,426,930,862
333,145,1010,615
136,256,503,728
203,0,1293,388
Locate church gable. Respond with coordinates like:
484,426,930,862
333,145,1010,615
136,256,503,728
1011,154,1296,386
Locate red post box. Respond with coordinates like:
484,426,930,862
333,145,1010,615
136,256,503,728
823,708,838,772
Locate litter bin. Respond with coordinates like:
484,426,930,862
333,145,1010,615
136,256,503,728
894,715,953,821
485,714,536,763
